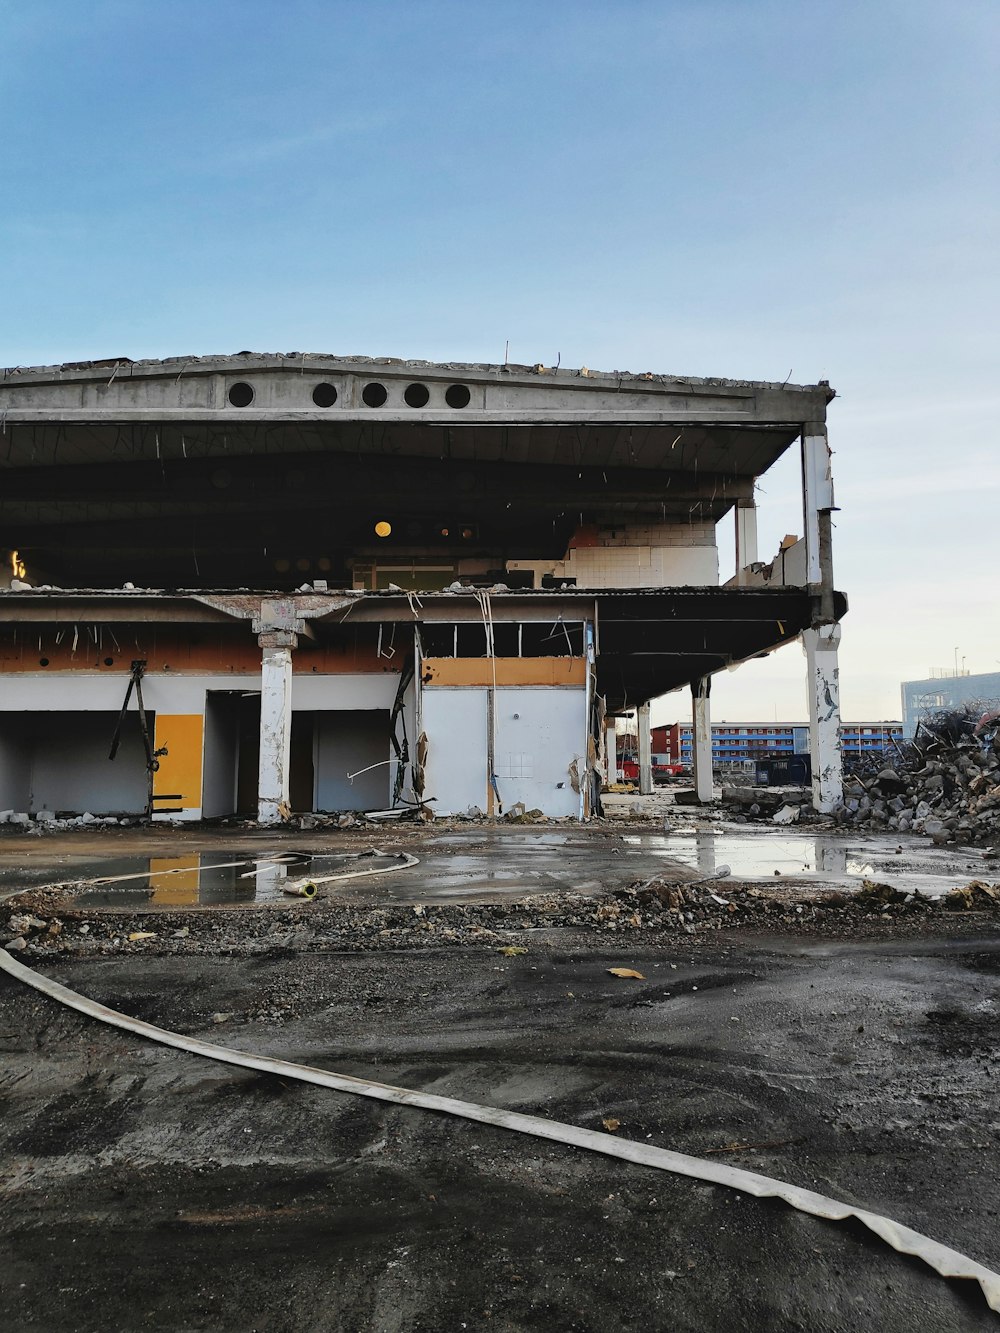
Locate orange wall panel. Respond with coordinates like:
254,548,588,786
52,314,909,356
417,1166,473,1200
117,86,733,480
0,628,397,676
421,657,586,687
152,714,204,811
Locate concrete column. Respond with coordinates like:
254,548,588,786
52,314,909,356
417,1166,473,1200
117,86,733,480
258,637,295,824
801,427,835,600
637,702,653,795
605,719,618,784
691,677,713,803
803,624,844,813
734,498,759,585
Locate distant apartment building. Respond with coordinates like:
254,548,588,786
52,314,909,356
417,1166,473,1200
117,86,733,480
646,721,902,767
901,670,1000,736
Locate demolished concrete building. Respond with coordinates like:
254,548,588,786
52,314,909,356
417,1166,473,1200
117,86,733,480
0,354,846,823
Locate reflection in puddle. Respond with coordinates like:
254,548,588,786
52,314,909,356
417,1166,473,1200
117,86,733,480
621,831,875,879
77,851,408,909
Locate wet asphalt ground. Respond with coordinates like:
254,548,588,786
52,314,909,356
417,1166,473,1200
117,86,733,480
2,931,1000,1331
0,821,990,910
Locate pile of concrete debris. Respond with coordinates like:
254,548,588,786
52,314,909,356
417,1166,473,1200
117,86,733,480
729,708,1000,845
835,708,1000,843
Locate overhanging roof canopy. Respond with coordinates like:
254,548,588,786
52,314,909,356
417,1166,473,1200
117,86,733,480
0,585,846,711
0,353,833,589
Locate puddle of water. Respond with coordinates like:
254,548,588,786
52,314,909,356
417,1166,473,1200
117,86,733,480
620,829,983,898
76,851,408,909
621,831,875,878
14,828,982,911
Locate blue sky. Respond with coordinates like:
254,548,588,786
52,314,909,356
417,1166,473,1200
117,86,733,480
3,0,997,720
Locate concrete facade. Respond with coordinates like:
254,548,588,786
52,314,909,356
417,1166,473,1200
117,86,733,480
0,353,846,821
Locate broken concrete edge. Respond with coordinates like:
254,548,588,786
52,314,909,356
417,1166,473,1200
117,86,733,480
3,944,998,1315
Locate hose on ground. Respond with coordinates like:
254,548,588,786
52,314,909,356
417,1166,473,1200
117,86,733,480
1,946,997,1314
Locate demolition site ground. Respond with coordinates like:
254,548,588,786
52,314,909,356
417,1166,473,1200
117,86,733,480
2,819,1000,1331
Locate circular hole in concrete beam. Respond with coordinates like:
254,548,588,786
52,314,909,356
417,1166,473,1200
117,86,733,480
404,382,430,408
445,383,471,409
362,382,388,407
312,382,338,407
228,382,255,407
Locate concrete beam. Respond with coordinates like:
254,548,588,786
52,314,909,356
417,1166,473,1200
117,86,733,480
0,595,248,624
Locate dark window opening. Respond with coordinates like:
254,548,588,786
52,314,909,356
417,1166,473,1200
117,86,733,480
490,623,519,656
418,621,584,658
419,623,456,656
362,382,388,407
404,382,430,408
312,382,338,407
521,622,584,657
456,623,488,656
228,382,254,407
445,383,471,409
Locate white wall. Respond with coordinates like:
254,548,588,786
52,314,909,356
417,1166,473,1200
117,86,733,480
420,686,585,817
292,674,400,709
315,711,391,810
0,672,410,817
494,688,585,816
420,688,489,816
0,712,149,815
509,520,719,588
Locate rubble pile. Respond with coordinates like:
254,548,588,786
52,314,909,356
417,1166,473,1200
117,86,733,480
835,708,1000,844
728,709,1000,845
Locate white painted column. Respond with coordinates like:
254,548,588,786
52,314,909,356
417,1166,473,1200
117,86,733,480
691,677,714,803
803,624,844,813
605,719,618,784
258,641,294,824
637,701,653,795
801,422,843,812
734,498,759,585
801,427,835,594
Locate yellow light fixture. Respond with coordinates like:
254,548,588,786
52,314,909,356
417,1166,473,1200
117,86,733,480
374,520,392,538
10,550,26,578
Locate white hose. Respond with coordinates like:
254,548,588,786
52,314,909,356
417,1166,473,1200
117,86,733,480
1,946,997,1313
283,850,419,894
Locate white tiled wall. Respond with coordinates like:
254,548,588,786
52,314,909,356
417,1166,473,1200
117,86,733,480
508,521,719,588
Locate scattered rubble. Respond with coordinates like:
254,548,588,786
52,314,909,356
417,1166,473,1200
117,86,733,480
5,866,1000,962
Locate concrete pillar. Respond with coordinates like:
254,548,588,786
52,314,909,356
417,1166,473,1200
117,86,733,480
734,498,758,585
691,677,713,803
801,427,835,602
605,718,618,784
801,423,843,813
258,639,295,824
803,624,844,813
637,702,653,795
